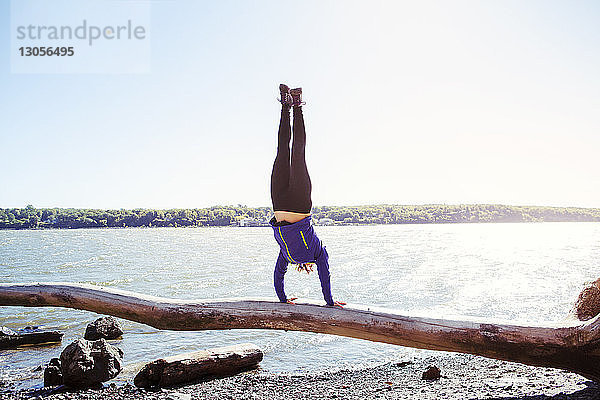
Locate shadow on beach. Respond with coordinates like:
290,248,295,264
487,381,600,400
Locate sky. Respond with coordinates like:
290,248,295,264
0,0,599,209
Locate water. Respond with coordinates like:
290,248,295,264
1,223,599,390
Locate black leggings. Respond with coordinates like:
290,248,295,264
270,106,312,214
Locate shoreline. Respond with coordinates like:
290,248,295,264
2,204,599,230
2,219,600,232
2,353,598,400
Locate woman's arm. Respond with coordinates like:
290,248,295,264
273,251,289,302
315,246,335,306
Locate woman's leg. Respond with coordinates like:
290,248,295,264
289,106,312,213
270,105,292,211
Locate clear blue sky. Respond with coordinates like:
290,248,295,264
1,0,599,209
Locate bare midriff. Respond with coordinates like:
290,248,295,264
274,210,311,223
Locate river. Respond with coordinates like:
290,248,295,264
1,222,599,390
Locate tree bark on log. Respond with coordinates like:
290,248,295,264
133,343,263,388
1,282,600,382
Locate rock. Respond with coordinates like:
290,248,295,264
1,326,17,335
421,366,441,380
84,316,123,340
167,393,192,400
573,278,600,321
393,361,413,368
44,358,63,387
59,338,123,388
22,326,40,332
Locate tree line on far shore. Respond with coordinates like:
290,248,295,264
1,204,599,230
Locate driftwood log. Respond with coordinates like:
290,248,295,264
134,343,263,388
1,281,600,382
0,329,63,349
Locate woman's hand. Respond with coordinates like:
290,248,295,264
295,263,314,274
286,297,298,305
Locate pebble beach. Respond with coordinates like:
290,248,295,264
3,352,599,400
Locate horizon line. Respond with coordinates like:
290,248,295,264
2,203,600,211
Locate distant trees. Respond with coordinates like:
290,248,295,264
0,204,599,230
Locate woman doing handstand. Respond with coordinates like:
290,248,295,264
269,84,345,308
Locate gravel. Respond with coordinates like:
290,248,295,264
2,353,599,400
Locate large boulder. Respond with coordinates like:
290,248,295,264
84,316,123,340
573,278,600,321
59,338,123,387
